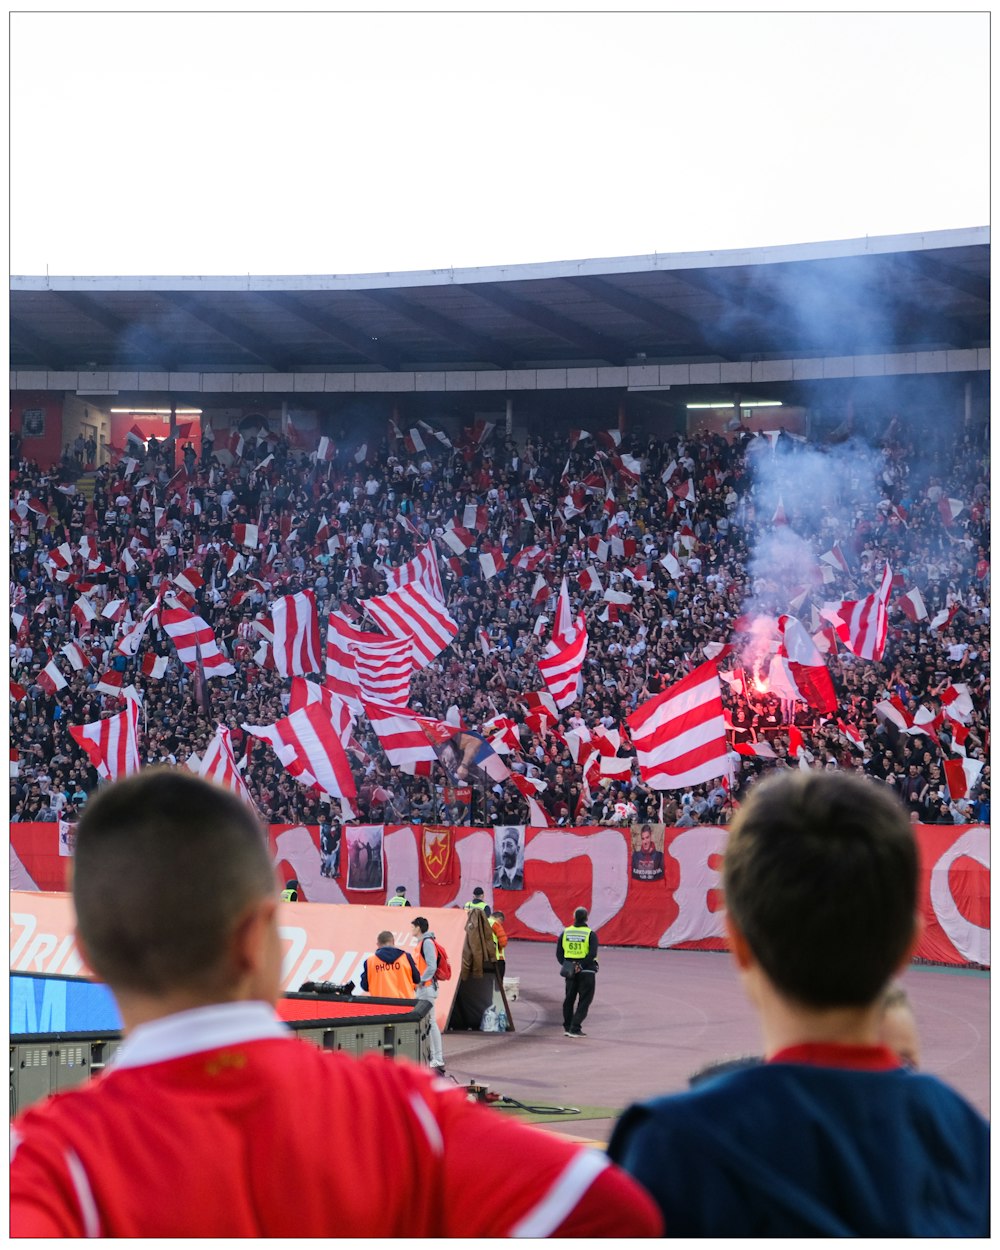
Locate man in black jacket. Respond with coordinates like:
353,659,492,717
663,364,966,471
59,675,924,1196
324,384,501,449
557,907,598,1037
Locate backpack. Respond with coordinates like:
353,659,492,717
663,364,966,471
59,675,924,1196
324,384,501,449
427,937,452,982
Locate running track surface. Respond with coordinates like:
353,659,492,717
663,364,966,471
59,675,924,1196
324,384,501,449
441,940,990,1142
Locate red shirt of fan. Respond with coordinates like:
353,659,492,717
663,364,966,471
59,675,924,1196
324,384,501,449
11,1002,661,1239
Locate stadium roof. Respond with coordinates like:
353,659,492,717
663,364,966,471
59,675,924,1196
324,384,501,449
10,227,989,376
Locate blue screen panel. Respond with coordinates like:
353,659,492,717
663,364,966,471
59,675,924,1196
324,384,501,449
10,974,123,1036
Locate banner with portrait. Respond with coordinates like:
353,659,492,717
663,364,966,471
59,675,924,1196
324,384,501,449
630,821,666,881
493,825,525,891
345,824,385,892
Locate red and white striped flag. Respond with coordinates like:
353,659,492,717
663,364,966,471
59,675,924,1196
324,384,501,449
479,546,506,580
482,714,521,755
244,701,356,801
538,614,588,710
477,628,492,656
776,615,838,714
940,683,974,723
229,431,245,460
196,724,255,808
943,756,983,802
46,543,74,571
820,543,851,575
102,599,128,623
324,611,372,712
928,603,960,633
578,566,603,595
520,498,536,524
37,661,68,696
142,653,170,680
115,595,161,658
160,604,236,677
552,577,576,649
10,682,27,703
510,774,551,826
938,497,965,526
69,703,141,781
96,670,125,697
628,661,729,790
734,740,778,759
233,522,260,549
405,427,426,455
364,582,458,669
61,642,89,672
826,564,892,661
587,536,609,564
315,436,335,461
462,503,488,532
70,597,97,630
530,574,551,605
267,590,322,677
383,540,445,604
173,567,205,596
513,545,547,571
362,700,440,776
441,524,476,556
348,634,414,706
898,587,928,622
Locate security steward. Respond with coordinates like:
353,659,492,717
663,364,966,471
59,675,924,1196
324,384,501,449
387,886,411,907
280,879,300,902
557,907,599,1037
464,886,491,916
360,930,420,999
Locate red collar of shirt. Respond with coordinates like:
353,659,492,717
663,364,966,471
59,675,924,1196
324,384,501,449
768,1041,903,1071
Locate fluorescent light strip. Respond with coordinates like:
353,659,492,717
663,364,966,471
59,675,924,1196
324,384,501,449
109,408,203,415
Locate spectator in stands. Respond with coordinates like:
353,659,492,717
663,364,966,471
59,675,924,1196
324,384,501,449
10,770,661,1237
7,405,989,829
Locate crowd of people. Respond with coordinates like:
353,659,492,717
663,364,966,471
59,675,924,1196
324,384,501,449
8,395,990,832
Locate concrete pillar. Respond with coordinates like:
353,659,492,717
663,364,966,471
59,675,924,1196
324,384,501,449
505,397,513,435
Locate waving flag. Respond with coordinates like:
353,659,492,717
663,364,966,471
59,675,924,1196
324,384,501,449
777,615,838,714
552,577,576,649
628,661,728,790
510,774,551,827
479,545,507,581
244,698,356,802
362,700,440,776
267,590,322,677
538,614,588,710
197,724,255,807
233,522,260,549
37,661,68,696
364,582,458,669
348,634,414,706
824,564,892,662
441,524,476,556
69,703,141,781
383,540,444,604
160,603,235,677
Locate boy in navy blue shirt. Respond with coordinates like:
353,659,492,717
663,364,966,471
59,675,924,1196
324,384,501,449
608,771,988,1236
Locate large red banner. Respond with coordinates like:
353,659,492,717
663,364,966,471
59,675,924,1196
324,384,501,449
10,822,989,967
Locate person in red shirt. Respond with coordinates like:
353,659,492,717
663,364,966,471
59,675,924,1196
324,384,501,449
10,769,661,1239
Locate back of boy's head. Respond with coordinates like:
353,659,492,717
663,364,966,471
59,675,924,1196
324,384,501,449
723,771,917,1008
73,769,275,997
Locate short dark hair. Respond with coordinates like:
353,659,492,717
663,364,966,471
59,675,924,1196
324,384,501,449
723,771,917,1008
377,930,394,945
411,916,429,933
73,769,275,996
473,887,484,896
573,907,589,925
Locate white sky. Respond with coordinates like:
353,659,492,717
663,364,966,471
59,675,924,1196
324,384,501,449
8,9,990,277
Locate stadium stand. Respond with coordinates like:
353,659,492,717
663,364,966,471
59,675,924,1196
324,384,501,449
8,396,989,831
